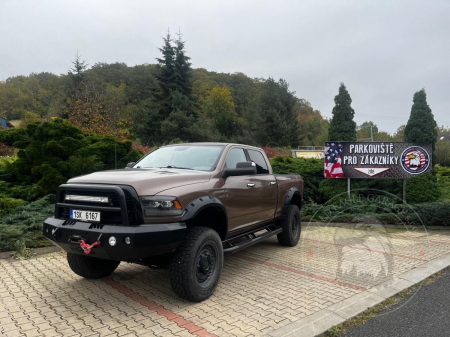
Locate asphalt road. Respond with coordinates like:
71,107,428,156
341,267,450,337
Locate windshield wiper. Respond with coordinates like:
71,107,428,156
162,165,194,170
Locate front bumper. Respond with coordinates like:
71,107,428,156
43,217,186,261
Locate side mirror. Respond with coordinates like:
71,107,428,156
125,162,136,169
223,162,256,177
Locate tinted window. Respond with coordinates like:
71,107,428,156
248,149,269,174
225,148,247,169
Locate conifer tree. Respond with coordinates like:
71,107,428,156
137,31,199,144
173,33,193,99
153,32,177,119
69,52,88,90
254,78,299,147
404,89,437,157
61,53,88,119
404,89,439,200
328,83,356,141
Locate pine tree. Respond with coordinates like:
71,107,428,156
137,31,198,144
404,89,437,154
328,83,356,141
404,89,439,200
154,32,176,117
173,33,193,99
60,53,89,119
69,52,88,90
254,78,299,147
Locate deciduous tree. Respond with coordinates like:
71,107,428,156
203,86,239,139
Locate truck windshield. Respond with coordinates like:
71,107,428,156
134,145,225,171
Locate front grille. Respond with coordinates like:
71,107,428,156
56,185,141,226
124,190,138,226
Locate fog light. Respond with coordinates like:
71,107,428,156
108,236,117,246
124,237,131,245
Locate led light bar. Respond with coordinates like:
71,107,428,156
65,194,109,203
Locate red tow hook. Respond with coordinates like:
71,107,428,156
79,234,103,255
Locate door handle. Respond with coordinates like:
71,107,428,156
247,183,255,187
270,181,276,185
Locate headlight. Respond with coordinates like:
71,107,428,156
140,196,184,217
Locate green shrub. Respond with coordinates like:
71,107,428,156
270,155,439,204
405,173,441,203
318,179,347,203
0,195,55,251
435,165,450,200
271,156,325,203
0,119,143,195
9,183,47,201
0,196,27,217
302,200,450,227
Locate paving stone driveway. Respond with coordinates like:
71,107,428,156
2,225,450,337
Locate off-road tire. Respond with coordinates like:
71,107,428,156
277,205,301,247
67,253,120,279
169,227,223,302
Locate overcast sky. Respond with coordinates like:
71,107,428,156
1,0,449,134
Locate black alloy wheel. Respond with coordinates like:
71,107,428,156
277,204,301,247
169,226,223,302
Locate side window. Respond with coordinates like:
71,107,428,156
225,148,247,169
248,149,269,174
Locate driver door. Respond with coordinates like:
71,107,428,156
222,147,262,234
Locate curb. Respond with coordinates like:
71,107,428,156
307,222,450,230
0,244,62,260
268,252,450,337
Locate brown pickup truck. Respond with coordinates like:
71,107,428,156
43,143,303,301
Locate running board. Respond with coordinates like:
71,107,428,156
222,224,282,255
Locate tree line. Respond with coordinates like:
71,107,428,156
1,33,447,158
0,33,328,148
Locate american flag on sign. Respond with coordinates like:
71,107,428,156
324,142,345,178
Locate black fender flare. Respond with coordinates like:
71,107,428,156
181,196,228,224
281,187,302,218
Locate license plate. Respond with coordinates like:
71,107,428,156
70,209,101,222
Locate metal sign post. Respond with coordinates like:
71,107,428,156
347,178,351,197
403,179,406,204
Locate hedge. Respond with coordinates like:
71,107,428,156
0,119,143,196
302,200,450,227
270,156,444,204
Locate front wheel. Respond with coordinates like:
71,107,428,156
67,253,120,279
169,227,223,302
277,205,301,247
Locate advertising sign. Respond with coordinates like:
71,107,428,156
324,142,432,179
293,150,325,159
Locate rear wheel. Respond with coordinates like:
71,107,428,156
277,205,301,246
169,227,223,302
67,253,120,279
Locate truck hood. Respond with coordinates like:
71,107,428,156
67,168,211,196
